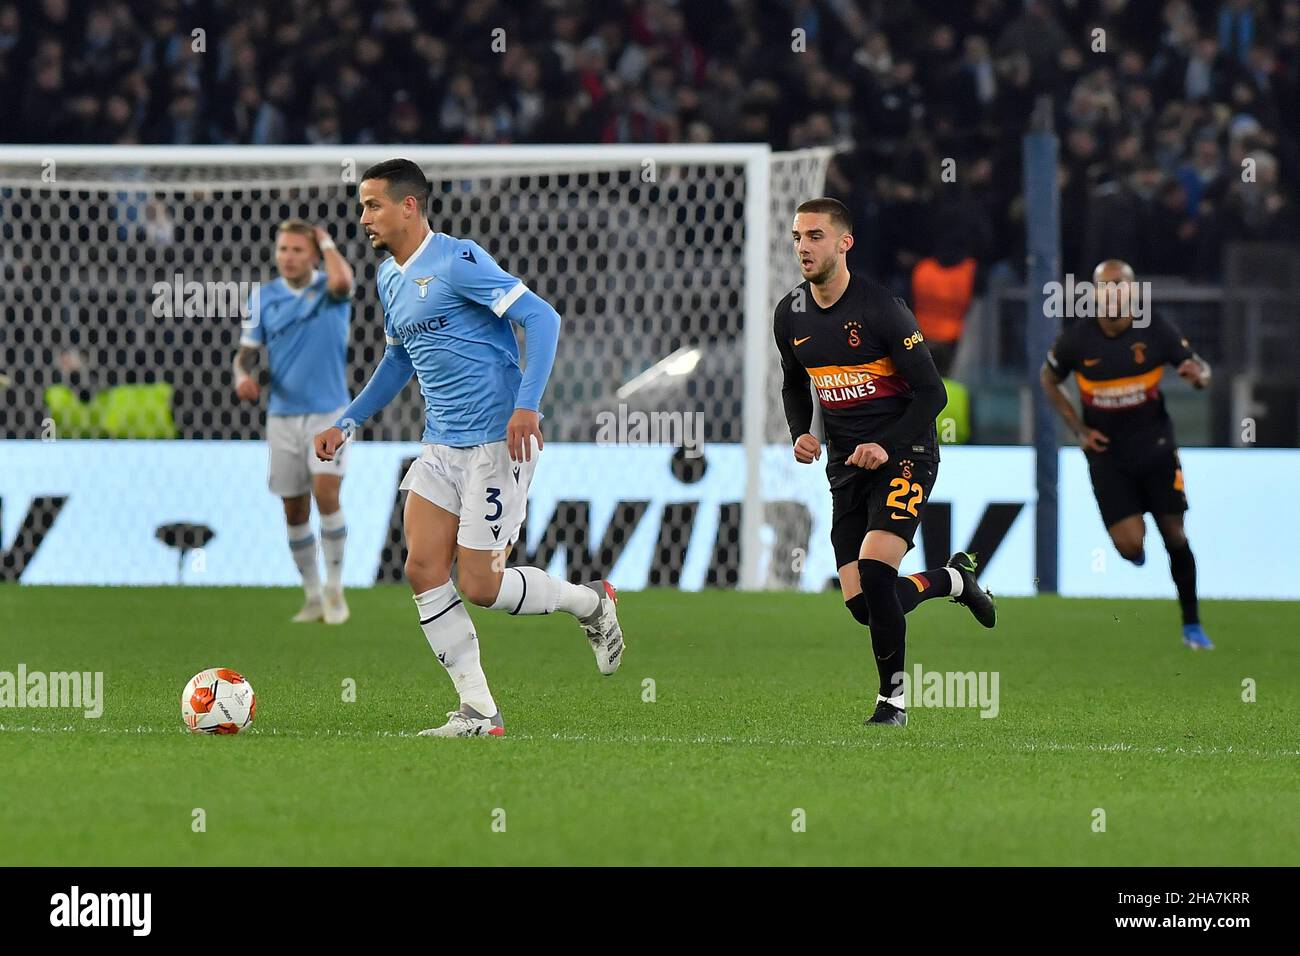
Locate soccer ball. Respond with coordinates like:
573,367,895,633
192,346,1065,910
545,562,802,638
181,668,256,734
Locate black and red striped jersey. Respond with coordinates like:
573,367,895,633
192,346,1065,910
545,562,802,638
1046,314,1196,462
774,273,944,466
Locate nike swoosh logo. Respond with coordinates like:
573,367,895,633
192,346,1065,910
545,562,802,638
1083,358,1102,366
890,514,911,520
794,336,811,346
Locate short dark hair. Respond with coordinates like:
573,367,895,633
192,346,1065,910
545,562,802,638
361,158,430,208
795,197,853,234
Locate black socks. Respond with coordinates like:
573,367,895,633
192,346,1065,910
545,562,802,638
844,567,955,624
896,567,955,613
1167,540,1200,626
858,558,906,701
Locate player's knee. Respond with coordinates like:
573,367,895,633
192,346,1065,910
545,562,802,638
283,499,310,526
857,558,897,606
1110,528,1144,562
313,479,341,513
1158,523,1187,551
1115,541,1144,563
458,572,501,608
845,593,871,627
404,552,449,592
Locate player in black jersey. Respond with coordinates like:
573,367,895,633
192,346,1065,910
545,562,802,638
1040,259,1214,650
775,198,996,728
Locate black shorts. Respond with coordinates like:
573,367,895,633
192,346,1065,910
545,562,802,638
1087,446,1188,529
829,456,937,568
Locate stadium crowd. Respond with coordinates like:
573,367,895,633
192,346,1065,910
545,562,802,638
2,0,1297,292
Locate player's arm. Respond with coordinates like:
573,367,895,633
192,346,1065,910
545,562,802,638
1162,317,1211,389
774,305,819,463
314,334,413,461
232,344,260,401
451,239,560,462
314,226,355,300
1040,339,1108,452
852,297,947,469
501,290,560,461
233,293,263,401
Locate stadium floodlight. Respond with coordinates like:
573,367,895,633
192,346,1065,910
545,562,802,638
615,346,702,400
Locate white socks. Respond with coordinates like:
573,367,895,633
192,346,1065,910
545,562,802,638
413,570,599,718
488,566,600,618
320,509,346,591
945,566,964,597
877,692,906,709
287,522,320,597
415,582,496,718
288,511,345,597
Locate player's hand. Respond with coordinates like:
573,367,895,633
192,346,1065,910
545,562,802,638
313,225,332,248
793,433,821,464
847,442,889,470
1079,428,1110,453
1176,358,1209,389
507,408,543,462
235,378,259,402
314,426,345,462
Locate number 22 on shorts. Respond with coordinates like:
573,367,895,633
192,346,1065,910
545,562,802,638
885,478,924,518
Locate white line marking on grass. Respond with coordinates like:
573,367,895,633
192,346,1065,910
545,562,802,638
1,722,1297,759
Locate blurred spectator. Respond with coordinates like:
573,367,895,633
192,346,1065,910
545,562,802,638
1148,178,1200,275
1218,0,1262,63
1,0,1295,288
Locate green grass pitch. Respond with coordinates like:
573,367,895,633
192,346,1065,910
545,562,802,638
1,585,1295,866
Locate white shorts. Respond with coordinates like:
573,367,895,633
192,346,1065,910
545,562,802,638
399,440,538,552
267,407,348,498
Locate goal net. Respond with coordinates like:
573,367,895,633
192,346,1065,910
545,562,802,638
0,145,830,589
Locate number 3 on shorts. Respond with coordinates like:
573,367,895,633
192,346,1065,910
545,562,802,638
485,487,503,522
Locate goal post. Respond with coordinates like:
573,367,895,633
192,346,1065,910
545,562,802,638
740,148,771,592
0,143,830,590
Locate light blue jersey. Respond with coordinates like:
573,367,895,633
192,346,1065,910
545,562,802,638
338,231,560,447
241,271,351,415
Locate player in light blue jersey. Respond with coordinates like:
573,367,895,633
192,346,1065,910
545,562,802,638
314,158,624,738
234,219,355,625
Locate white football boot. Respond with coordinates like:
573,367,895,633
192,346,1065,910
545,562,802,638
323,588,350,625
578,580,624,675
418,704,505,738
292,593,324,623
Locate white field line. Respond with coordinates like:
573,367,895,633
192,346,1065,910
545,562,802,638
0,722,1297,759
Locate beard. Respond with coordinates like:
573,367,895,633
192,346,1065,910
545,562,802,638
805,257,839,286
